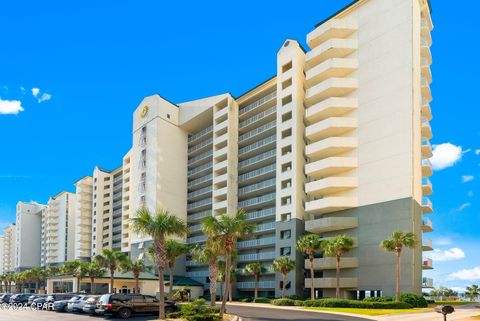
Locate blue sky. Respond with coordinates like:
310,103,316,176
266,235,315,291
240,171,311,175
0,0,479,292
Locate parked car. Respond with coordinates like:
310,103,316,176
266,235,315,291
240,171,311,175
27,294,46,306
96,293,178,319
9,293,30,304
46,293,78,310
53,300,70,312
82,295,100,314
66,295,91,312
0,293,12,303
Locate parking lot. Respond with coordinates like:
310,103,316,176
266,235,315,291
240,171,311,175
0,309,158,321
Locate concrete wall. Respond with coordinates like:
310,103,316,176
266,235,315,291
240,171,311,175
15,202,44,270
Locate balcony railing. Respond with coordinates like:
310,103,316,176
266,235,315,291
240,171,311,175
239,121,276,142
188,126,213,143
239,135,276,156
188,174,213,189
238,192,275,209
188,161,212,177
239,106,276,129
187,198,212,210
187,210,211,222
236,281,275,289
245,207,275,221
188,186,213,199
187,235,206,244
238,252,276,262
239,91,277,116
188,150,213,166
238,178,276,196
239,149,276,170
238,237,275,249
239,163,276,183
189,138,213,154
254,222,276,233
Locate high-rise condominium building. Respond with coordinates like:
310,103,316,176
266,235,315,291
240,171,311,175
15,201,46,270
42,191,77,266
123,0,434,298
74,176,94,261
2,224,16,273
0,236,4,275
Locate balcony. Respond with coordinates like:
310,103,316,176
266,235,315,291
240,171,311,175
239,91,277,118
187,198,212,211
238,237,275,249
245,207,275,221
239,163,276,184
188,186,212,201
306,137,358,161
188,150,213,168
306,39,358,69
187,235,206,244
422,219,433,232
422,277,434,288
305,196,358,215
305,98,357,124
238,252,276,262
215,106,229,121
188,126,213,145
213,200,227,211
238,193,275,210
306,177,358,196
236,281,275,290
305,117,357,142
422,197,433,214
423,238,433,251
421,141,433,159
421,58,432,84
305,216,358,233
239,121,276,144
304,78,358,108
239,106,276,131
305,277,358,289
421,103,432,122
254,222,276,234
305,257,358,270
187,211,211,222
422,159,433,177
239,135,276,158
239,149,276,172
307,18,357,49
188,161,212,178
422,258,433,270
213,186,228,198
422,177,433,196
306,157,357,179
306,58,358,87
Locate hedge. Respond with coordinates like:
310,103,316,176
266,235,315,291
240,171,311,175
272,298,296,306
363,296,394,302
253,297,272,303
400,293,428,308
303,298,413,309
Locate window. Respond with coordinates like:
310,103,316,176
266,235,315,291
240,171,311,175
282,61,292,73
280,247,291,256
282,95,292,106
281,230,291,240
104,177,110,181
281,213,291,222
282,78,292,90
167,114,170,119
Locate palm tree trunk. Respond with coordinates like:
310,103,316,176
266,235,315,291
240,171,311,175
169,262,174,299
229,281,232,302
135,275,139,294
91,278,95,294
209,262,218,306
220,282,223,301
396,251,401,301
159,270,165,320
77,276,81,292
220,252,231,316
110,269,115,293
335,255,340,299
310,255,315,300
282,273,286,298
254,274,259,299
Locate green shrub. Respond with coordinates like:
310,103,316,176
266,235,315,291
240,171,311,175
400,293,428,308
272,298,295,306
177,299,221,317
240,297,253,302
253,297,271,303
303,298,412,309
426,299,435,304
286,294,302,300
294,300,305,306
167,311,183,319
363,296,394,302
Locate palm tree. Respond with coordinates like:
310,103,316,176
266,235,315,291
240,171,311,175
84,262,106,294
191,242,222,307
322,235,355,299
296,234,323,300
5,273,13,293
273,257,295,298
130,207,188,320
46,265,61,277
465,285,480,301
121,257,146,294
0,275,5,292
61,261,81,293
26,268,47,292
12,272,27,293
202,210,254,316
244,262,265,300
380,231,417,301
166,240,189,299
95,249,127,294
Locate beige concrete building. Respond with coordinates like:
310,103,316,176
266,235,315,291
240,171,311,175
2,224,16,273
42,191,77,266
15,201,46,270
122,0,434,298
74,176,94,261
0,236,3,275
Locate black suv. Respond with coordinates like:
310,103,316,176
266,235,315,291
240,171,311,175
9,294,30,304
45,293,78,310
96,293,178,319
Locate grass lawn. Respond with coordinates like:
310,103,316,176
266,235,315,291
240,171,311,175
435,301,473,306
303,307,432,316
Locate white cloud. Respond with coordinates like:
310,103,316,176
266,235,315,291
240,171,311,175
0,98,24,115
454,203,471,212
427,248,465,262
475,149,480,155
37,93,51,103
31,87,40,97
448,266,480,281
462,175,474,183
430,143,463,170
468,190,474,197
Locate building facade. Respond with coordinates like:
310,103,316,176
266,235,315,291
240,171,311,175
2,224,16,273
15,201,46,270
74,176,94,261
42,192,77,266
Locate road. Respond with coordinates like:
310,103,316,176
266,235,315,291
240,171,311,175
226,304,371,321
